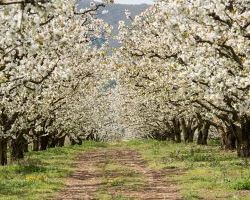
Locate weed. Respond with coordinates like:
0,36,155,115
113,195,132,200
183,191,201,200
232,178,250,190
109,179,125,187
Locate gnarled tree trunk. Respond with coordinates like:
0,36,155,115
235,117,250,157
180,118,196,143
221,128,236,150
222,115,250,157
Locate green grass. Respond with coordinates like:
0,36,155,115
1,139,250,200
0,141,107,200
117,139,250,200
233,178,250,190
95,160,146,199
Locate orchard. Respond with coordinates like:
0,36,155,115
116,0,250,157
0,0,114,165
0,0,249,199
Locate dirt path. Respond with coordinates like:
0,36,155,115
54,148,182,200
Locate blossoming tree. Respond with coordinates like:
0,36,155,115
116,0,250,157
0,0,112,164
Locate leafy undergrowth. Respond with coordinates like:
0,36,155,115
117,140,250,200
0,141,107,200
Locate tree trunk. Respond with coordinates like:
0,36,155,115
188,131,194,143
11,139,24,161
180,118,195,143
172,118,181,143
77,137,82,145
70,139,77,146
220,127,236,150
201,122,210,145
227,134,237,150
49,137,57,148
33,139,39,151
165,122,175,142
58,135,66,147
40,135,49,151
23,142,29,153
197,128,203,145
175,131,181,143
168,128,176,142
180,118,189,143
237,140,250,157
235,118,250,157
188,123,196,143
197,122,210,145
0,139,8,166
70,136,82,145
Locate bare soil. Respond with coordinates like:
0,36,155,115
54,148,182,200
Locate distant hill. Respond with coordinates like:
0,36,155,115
78,0,150,47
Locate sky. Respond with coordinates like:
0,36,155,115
114,0,153,4
95,0,154,4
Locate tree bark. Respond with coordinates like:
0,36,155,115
180,118,196,143
33,139,39,151
48,137,57,148
77,136,82,145
23,142,29,153
221,115,250,157
235,117,250,157
180,118,189,143
197,128,203,145
0,139,8,166
40,135,49,151
172,118,181,143
165,122,175,141
11,139,24,161
58,135,66,147
223,131,236,150
197,122,210,145
201,122,210,145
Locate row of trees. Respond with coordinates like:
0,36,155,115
114,0,250,157
1,0,249,167
0,0,115,165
